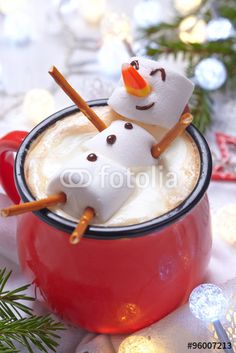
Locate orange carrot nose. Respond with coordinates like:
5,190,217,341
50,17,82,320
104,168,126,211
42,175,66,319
122,63,152,97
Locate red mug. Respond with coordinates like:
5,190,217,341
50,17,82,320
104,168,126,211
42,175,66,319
0,100,212,334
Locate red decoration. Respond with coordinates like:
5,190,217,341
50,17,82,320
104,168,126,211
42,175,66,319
212,132,236,182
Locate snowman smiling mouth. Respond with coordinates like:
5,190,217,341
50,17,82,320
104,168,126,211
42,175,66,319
136,102,155,110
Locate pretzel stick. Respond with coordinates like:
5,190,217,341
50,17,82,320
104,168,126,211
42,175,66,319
49,66,107,132
1,192,66,217
70,207,95,245
151,113,193,158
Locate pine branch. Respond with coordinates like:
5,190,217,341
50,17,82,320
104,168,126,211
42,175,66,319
0,316,64,353
0,269,34,319
141,0,236,132
141,19,182,36
219,4,236,25
0,342,18,353
0,269,64,353
189,86,214,133
146,38,236,58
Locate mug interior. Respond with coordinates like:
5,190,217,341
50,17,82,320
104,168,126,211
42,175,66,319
15,99,212,239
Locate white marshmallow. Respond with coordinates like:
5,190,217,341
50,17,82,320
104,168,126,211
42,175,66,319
108,57,194,128
47,152,134,223
83,120,157,168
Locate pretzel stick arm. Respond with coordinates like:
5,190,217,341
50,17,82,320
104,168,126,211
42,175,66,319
1,192,67,217
70,207,95,245
49,66,107,132
151,113,193,158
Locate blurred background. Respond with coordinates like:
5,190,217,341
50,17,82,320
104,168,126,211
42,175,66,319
0,0,174,134
0,0,236,243
0,0,235,134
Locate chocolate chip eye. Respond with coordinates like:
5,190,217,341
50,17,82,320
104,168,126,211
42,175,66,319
106,134,116,145
124,122,133,130
150,68,166,81
130,60,139,70
87,153,97,162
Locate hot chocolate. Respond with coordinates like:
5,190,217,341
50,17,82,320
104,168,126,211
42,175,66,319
25,105,200,226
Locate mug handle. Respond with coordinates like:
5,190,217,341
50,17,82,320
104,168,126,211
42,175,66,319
0,131,28,204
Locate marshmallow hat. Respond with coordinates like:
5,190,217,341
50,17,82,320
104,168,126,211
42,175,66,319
108,57,194,128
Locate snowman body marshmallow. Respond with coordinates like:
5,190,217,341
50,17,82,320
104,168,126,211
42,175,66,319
84,120,157,168
47,152,134,223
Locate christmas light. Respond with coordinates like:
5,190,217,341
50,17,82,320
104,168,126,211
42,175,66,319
0,0,28,15
101,12,132,42
189,285,234,353
207,18,234,41
3,12,33,45
23,89,55,125
118,336,157,353
174,0,202,15
79,0,106,25
195,58,227,90
216,205,236,245
133,0,162,28
179,16,206,44
189,284,228,322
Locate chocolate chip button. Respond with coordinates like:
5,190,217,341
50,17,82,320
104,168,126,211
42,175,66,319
124,122,133,130
106,134,116,145
87,153,97,162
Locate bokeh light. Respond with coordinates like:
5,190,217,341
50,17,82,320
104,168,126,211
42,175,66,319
118,335,157,353
179,16,206,43
23,89,55,125
174,0,202,15
195,58,227,90
189,284,229,322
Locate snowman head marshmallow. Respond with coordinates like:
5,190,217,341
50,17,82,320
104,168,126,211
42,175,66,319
108,57,194,128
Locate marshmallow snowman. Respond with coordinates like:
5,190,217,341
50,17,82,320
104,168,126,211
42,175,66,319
84,120,157,168
108,57,194,128
47,152,134,223
48,57,194,225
